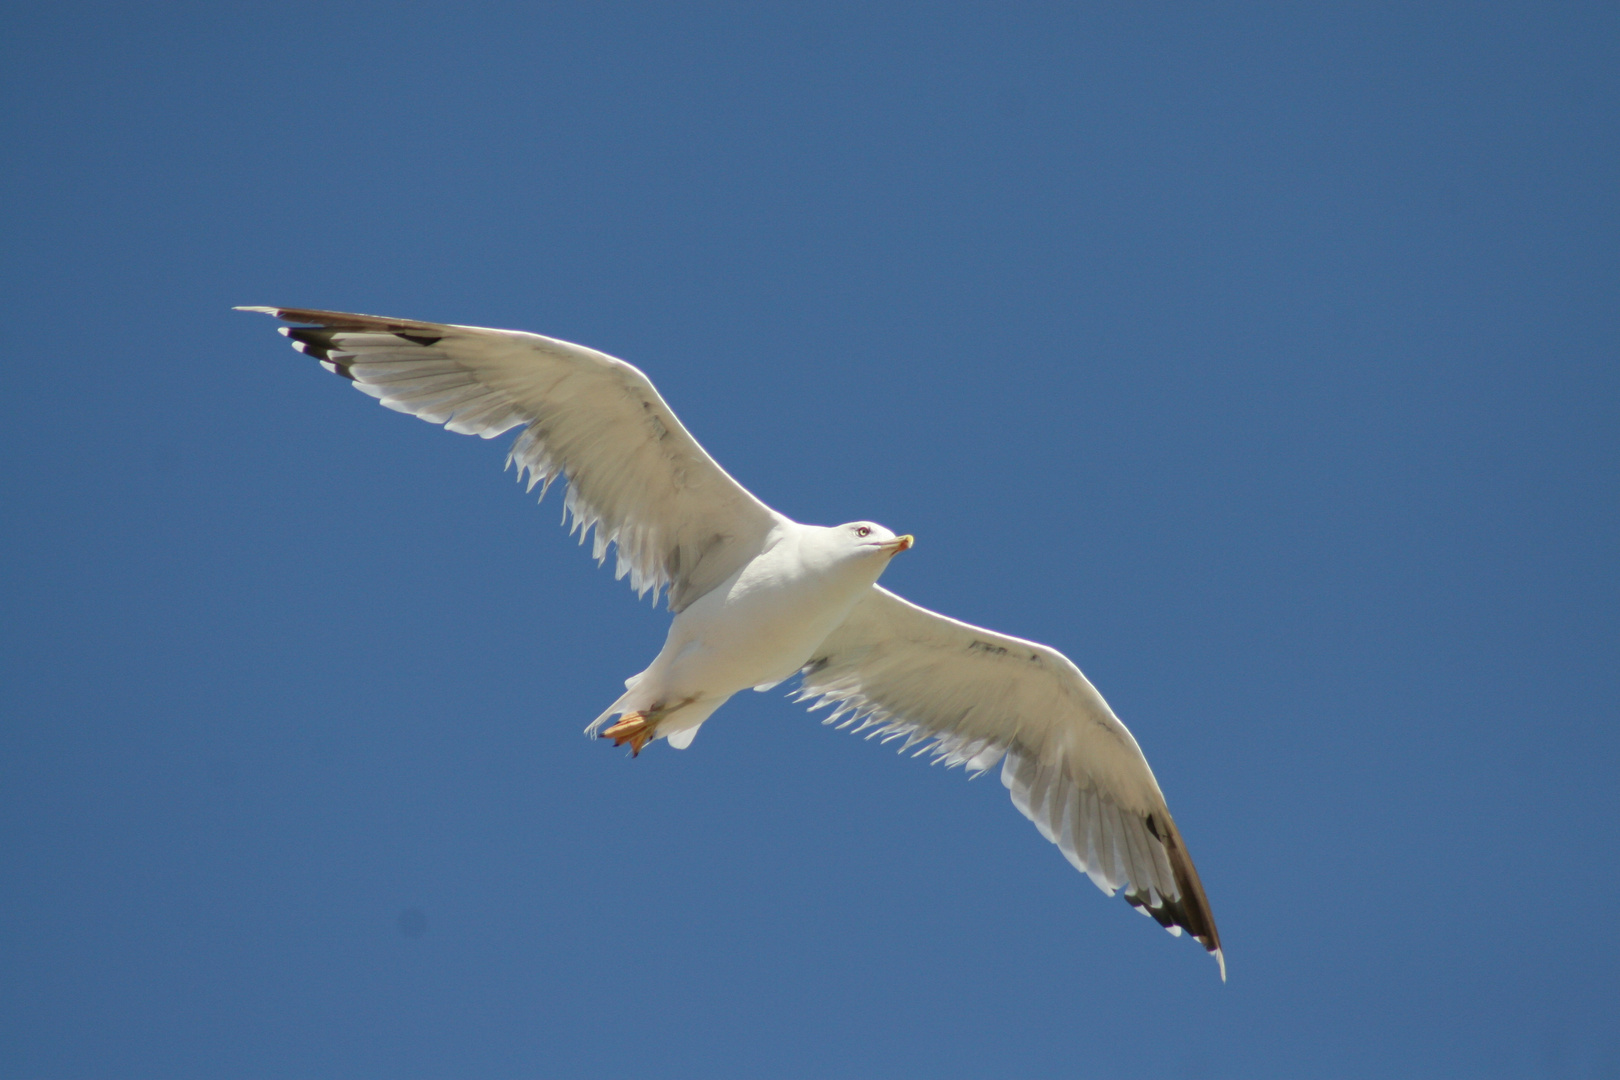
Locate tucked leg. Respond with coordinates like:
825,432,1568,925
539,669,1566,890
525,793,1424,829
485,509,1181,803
601,712,656,756
598,697,696,756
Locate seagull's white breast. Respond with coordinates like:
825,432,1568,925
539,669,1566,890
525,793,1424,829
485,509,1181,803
655,523,886,700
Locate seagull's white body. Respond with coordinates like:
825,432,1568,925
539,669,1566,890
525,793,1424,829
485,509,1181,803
242,305,1225,978
603,519,908,749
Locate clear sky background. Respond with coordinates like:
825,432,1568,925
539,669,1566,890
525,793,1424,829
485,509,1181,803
3,3,1617,1078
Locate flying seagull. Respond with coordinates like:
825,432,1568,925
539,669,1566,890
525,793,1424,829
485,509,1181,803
240,305,1225,978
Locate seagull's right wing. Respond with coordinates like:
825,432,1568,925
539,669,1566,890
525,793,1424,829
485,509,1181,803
241,307,784,611
799,585,1224,977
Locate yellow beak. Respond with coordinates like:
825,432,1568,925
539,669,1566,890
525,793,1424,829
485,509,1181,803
882,535,915,555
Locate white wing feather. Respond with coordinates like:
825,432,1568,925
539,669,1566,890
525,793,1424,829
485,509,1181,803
798,585,1224,977
241,307,784,611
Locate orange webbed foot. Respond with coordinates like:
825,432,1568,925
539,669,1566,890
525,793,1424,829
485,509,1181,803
600,712,656,756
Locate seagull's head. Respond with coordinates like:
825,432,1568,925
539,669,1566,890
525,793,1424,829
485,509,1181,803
796,521,914,584
840,521,914,560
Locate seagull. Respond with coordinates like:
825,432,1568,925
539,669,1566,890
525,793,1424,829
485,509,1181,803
240,305,1225,978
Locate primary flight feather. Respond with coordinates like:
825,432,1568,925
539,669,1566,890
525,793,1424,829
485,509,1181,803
240,305,1225,978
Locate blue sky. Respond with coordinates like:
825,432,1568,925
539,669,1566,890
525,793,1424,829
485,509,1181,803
3,3,1617,1077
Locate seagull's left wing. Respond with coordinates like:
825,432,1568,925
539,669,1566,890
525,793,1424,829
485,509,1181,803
798,585,1224,977
240,307,784,612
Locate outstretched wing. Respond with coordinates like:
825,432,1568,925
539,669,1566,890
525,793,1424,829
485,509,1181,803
798,585,1224,977
241,307,784,611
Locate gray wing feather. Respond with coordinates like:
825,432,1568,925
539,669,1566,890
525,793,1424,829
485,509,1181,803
242,307,783,611
798,585,1224,977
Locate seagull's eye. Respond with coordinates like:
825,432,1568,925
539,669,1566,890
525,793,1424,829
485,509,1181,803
856,526,871,538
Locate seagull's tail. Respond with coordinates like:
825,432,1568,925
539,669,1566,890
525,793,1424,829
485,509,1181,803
585,687,639,739
585,682,728,752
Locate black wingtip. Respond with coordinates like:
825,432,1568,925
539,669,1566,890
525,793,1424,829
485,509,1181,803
246,308,445,380
281,326,356,379
1162,816,1225,978
1125,811,1225,979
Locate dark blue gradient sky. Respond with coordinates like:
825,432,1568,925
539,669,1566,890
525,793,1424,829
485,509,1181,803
3,4,1617,1077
